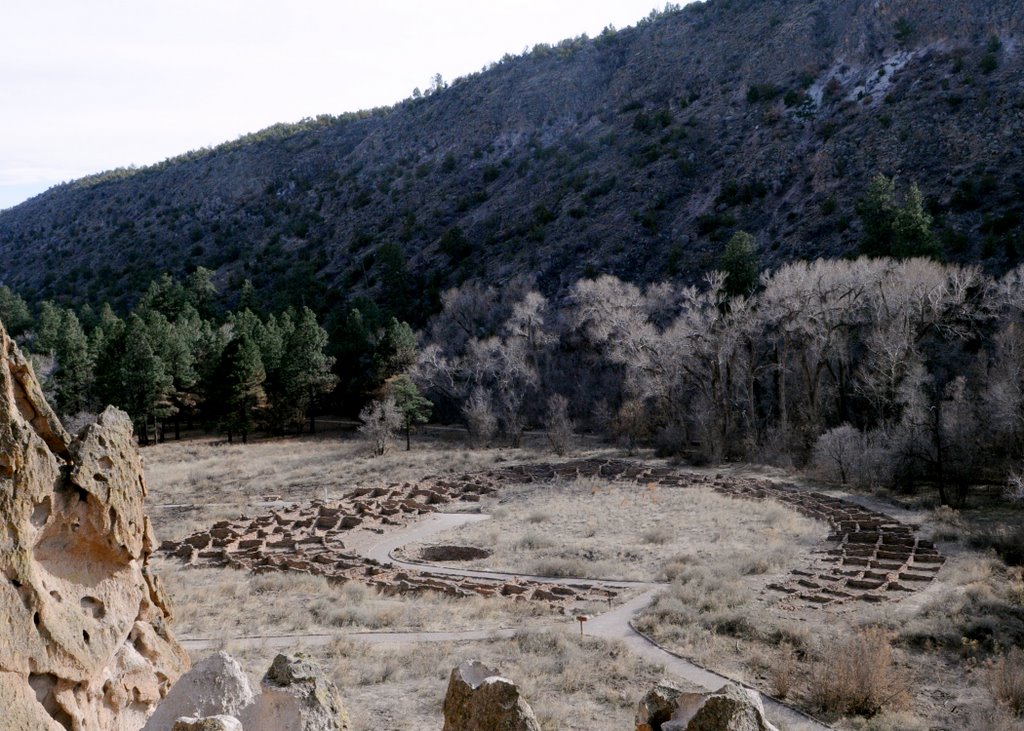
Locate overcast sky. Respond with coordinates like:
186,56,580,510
0,1,673,211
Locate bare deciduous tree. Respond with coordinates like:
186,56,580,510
462,387,498,447
544,394,574,455
358,397,402,457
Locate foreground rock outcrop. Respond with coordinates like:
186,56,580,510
0,322,189,730
149,651,348,731
171,717,242,731
443,660,541,731
636,681,779,731
241,653,350,731
143,652,255,730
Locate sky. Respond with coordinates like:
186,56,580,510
0,1,673,211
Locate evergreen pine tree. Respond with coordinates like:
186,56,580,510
214,333,266,444
374,317,418,382
96,314,174,444
858,174,938,259
281,307,336,433
52,309,92,416
387,374,432,450
0,286,32,337
720,231,760,298
34,301,63,354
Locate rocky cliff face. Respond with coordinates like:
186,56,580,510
0,0,1022,313
0,321,188,730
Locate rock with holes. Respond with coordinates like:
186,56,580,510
144,652,256,730
636,682,779,731
0,322,189,731
442,660,540,731
240,654,349,731
171,716,242,731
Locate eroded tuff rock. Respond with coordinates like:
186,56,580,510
171,716,242,731
636,682,779,731
144,652,256,730
442,660,541,731
0,322,188,730
240,653,349,731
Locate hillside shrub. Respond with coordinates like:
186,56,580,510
987,647,1024,715
810,627,905,718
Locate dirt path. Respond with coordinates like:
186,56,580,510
181,510,829,730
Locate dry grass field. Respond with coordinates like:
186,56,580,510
401,477,826,581
144,432,1024,731
216,630,668,730
157,562,563,637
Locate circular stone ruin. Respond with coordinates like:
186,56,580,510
419,545,493,562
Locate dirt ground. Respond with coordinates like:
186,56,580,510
144,431,1024,730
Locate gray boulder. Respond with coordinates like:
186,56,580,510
145,652,257,730
240,654,349,731
442,660,541,731
636,682,779,731
172,716,243,731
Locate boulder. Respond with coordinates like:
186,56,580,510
145,652,256,729
240,654,349,731
636,682,779,731
171,716,243,731
442,660,541,731
0,322,189,730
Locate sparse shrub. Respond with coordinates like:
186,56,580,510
746,83,781,104
929,506,965,542
980,36,1002,74
544,393,574,455
358,397,402,456
654,424,688,458
961,705,1023,731
515,532,555,551
1005,473,1024,504
847,710,929,731
893,18,914,44
810,627,905,718
783,89,804,108
771,642,798,699
614,399,650,454
462,387,498,447
642,525,673,545
987,647,1024,715
968,525,1024,567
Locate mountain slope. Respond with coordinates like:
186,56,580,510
2,0,1022,316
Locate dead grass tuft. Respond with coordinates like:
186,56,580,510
770,642,798,699
897,556,1024,655
809,627,906,718
987,647,1024,716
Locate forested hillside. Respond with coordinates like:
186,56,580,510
1,0,1022,325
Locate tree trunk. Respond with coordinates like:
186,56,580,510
777,341,789,433
405,424,411,451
